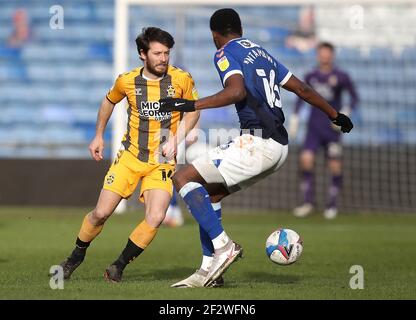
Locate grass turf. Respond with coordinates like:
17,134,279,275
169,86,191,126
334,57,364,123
0,206,415,300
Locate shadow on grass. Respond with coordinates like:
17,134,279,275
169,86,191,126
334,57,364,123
130,267,197,281
75,266,197,282
126,270,301,286
241,271,300,285
71,268,301,287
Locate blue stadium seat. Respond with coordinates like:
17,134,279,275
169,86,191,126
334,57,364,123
0,45,21,58
87,44,112,61
369,47,394,62
1,1,415,158
337,47,362,61
401,47,416,62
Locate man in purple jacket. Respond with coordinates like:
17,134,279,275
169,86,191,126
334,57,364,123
289,42,358,219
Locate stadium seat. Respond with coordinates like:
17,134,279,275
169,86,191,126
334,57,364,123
1,1,415,158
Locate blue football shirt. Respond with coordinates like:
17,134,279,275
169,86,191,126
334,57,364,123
213,38,292,145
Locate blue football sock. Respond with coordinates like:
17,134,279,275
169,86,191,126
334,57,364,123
179,182,224,240
170,189,178,207
200,202,222,256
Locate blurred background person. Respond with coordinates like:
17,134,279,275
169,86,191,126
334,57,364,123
289,42,359,219
285,6,317,53
8,8,30,47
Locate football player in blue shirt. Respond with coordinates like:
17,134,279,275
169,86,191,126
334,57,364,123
159,8,353,288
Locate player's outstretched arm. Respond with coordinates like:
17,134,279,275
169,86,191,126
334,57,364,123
159,74,246,112
194,74,246,110
89,97,115,161
162,110,200,160
283,74,353,133
176,111,201,144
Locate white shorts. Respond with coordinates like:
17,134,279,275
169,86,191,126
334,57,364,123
192,134,288,193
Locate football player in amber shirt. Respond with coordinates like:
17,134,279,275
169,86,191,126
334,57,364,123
58,27,200,282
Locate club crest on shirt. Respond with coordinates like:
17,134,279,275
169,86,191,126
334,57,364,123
329,75,338,86
217,56,230,72
166,85,175,97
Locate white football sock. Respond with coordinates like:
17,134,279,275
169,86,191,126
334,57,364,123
212,231,230,250
200,255,213,272
211,202,221,212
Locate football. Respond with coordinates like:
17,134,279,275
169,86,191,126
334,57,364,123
266,228,303,265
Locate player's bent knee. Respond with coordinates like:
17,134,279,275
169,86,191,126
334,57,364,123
301,151,315,170
173,165,206,192
172,171,190,192
210,194,225,203
302,162,314,172
146,211,165,228
328,160,342,174
91,208,111,225
171,173,182,191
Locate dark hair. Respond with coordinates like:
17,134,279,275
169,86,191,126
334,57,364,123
210,8,242,37
317,41,335,52
135,27,175,58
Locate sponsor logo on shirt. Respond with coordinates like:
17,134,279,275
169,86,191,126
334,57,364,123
140,101,171,121
217,56,230,72
237,39,260,49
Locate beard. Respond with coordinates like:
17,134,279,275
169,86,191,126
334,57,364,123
146,62,167,78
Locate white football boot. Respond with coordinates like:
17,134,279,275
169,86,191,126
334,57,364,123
204,241,243,287
171,269,224,288
323,207,338,220
293,203,314,218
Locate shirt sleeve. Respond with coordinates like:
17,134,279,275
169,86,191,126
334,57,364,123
214,50,243,86
182,73,199,101
106,74,126,104
342,72,359,110
276,60,292,86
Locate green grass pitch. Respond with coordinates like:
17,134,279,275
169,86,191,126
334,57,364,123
0,206,415,300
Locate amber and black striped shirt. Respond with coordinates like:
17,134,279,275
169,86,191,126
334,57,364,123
106,65,198,164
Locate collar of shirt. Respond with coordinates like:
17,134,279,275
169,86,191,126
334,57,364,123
219,37,244,51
